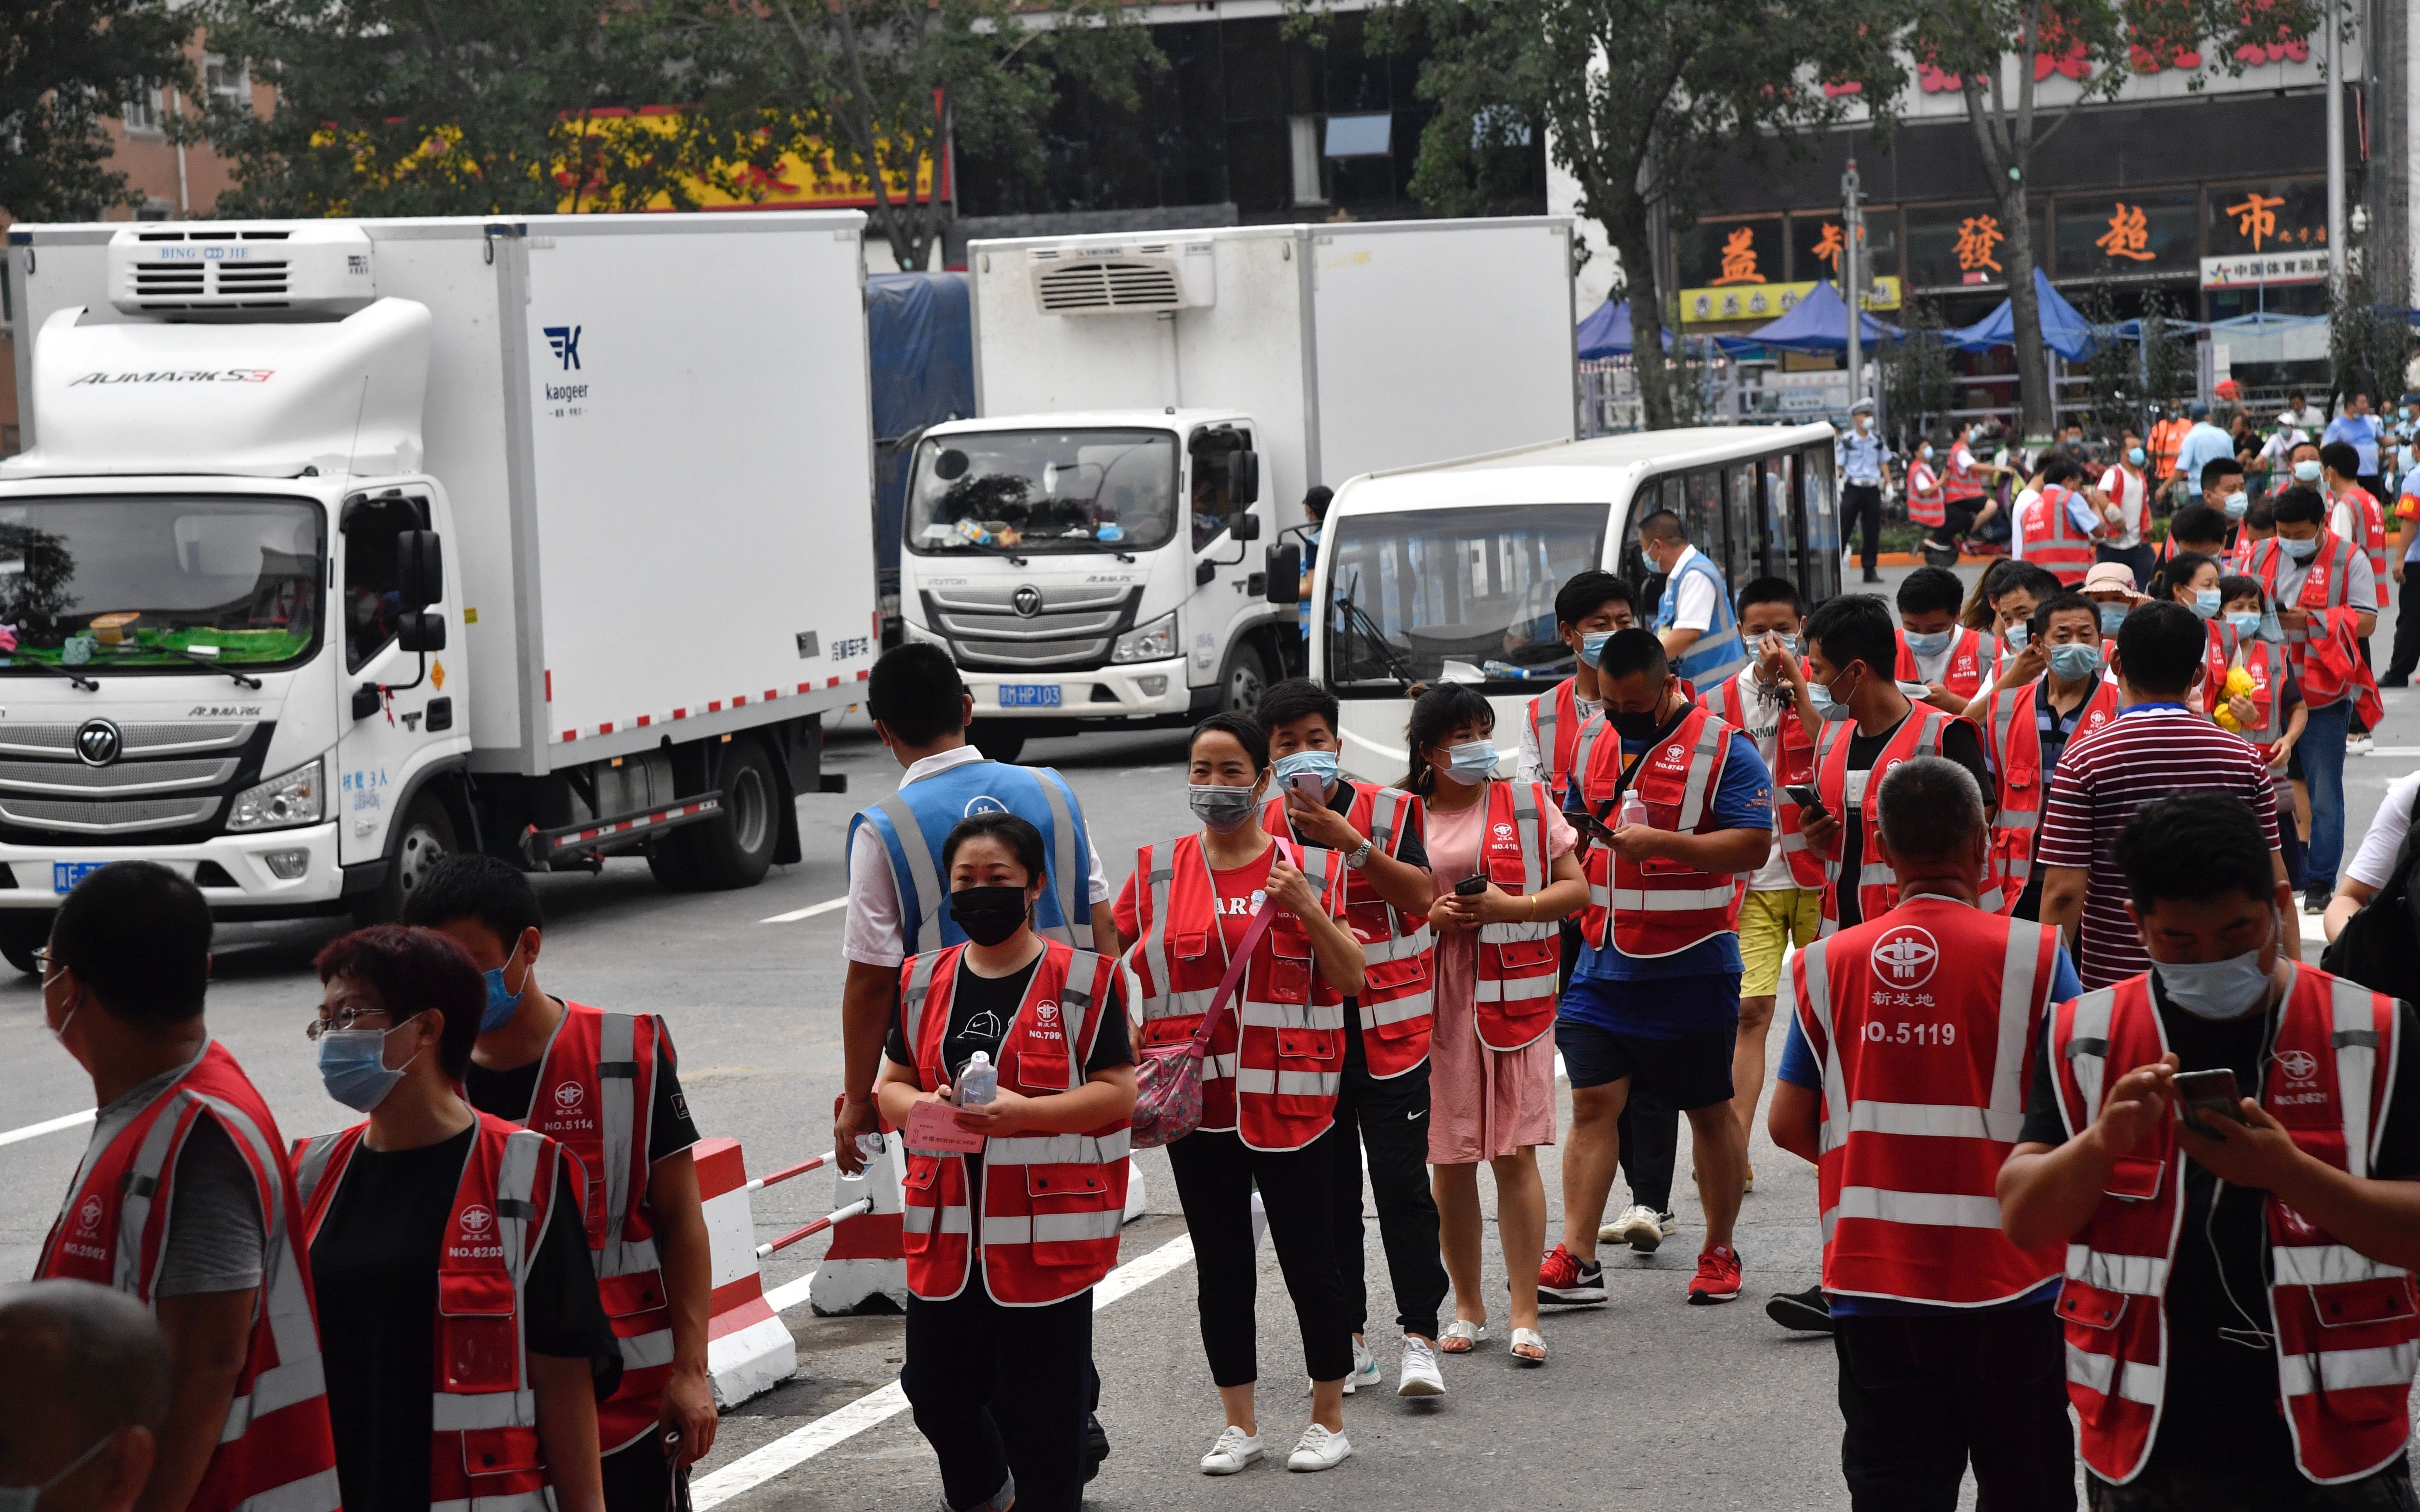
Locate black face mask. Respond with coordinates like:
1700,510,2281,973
950,885,1030,947
1608,708,1662,741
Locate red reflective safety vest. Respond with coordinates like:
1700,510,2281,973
1526,677,1594,808
1975,674,2120,912
1439,778,1565,1052
1791,895,2065,1305
1124,834,1348,1150
897,940,1128,1304
296,1112,571,1512
1815,706,1998,933
2248,530,2360,689
2217,638,2292,756
1945,441,1988,503
37,1042,339,1512
2336,484,2388,582
493,1003,677,1452
1263,781,1433,1077
1906,458,1945,528
1698,671,1822,888
1576,703,1748,958
2022,485,2095,585
1895,626,1999,702
2049,967,2415,1486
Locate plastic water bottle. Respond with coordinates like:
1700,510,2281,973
956,1050,998,1107
1617,791,1649,831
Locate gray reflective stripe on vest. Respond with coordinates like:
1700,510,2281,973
1610,885,1739,911
596,1013,655,1278
1368,788,1407,854
1203,1053,1238,1079
1801,937,1849,1154
2329,974,2385,1180
1361,987,1433,1025
1990,920,2049,1120
875,791,948,949
902,1204,971,1235
1675,716,1725,831
1531,696,1558,787
115,1084,196,1294
184,1092,326,1440
1509,783,1545,894
1034,771,1091,948
1832,1103,2030,1142
1239,1000,1347,1030
902,951,944,1048
1138,856,1178,1021
1056,950,1110,1088
979,1211,1124,1246
984,1130,1133,1165
293,1134,340,1209
618,1329,677,1372
1479,785,1559,947
2065,1246,2169,1296
1233,1068,1342,1096
1571,718,1609,809
430,1492,550,1512
1474,971,1558,1005
1821,1186,2005,1236
2062,989,2118,1137
1361,927,1433,964
2273,1242,2411,1287
429,1125,549,1436
2278,1342,2420,1399
2066,1343,2164,1405
229,1465,342,1512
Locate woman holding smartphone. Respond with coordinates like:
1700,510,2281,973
1409,685,1587,1365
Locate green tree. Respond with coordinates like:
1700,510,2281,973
197,0,709,216
660,0,1162,271
1377,0,1906,429
1879,299,1957,451
1899,0,2321,439
2326,266,2413,408
0,0,194,220
2138,286,2190,408
2078,285,2140,432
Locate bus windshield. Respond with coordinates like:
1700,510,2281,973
1321,503,1607,691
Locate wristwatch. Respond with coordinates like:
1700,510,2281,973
1345,839,1375,870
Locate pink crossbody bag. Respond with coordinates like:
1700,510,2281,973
1127,840,1297,1149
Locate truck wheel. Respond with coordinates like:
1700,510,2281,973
671,740,780,891
645,838,700,891
0,913,51,976
968,721,1027,764
356,793,457,925
1219,641,1271,718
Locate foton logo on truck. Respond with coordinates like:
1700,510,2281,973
69,369,274,386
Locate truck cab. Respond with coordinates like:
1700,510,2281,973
899,407,1281,761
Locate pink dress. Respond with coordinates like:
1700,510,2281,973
1423,784,1576,1164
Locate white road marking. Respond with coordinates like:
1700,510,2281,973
692,1233,1195,1509
2359,747,2420,757
0,1107,95,1149
759,897,847,924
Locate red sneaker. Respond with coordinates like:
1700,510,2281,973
1688,1245,1743,1305
1537,1243,1606,1304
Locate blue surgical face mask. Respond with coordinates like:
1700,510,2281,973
2280,534,2320,561
2293,459,2324,483
2002,622,2029,650
1918,445,1934,460
1902,629,1953,658
2127,446,2146,466
1808,676,1859,722
2225,611,2262,638
2154,945,2275,1021
1271,748,1338,794
1445,740,1500,783
2098,604,2127,635
2224,492,2249,519
317,1020,422,1113
1578,630,1614,668
2048,642,2103,682
479,943,526,1034
2191,588,2222,620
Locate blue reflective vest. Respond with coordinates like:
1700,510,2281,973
1655,548,1745,686
848,758,1094,954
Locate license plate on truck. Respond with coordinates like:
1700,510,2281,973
999,685,1062,708
53,862,105,894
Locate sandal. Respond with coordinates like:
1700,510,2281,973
1511,1327,1546,1365
1438,1319,1487,1354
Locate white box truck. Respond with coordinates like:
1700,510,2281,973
898,217,1577,761
0,211,879,966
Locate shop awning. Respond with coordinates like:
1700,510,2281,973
1745,279,1903,351
1940,268,2099,361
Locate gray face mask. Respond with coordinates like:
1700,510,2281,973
1189,783,1259,834
2154,947,2274,1021
0,1433,113,1512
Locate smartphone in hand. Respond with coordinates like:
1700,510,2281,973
2174,1067,2251,1137
1782,782,1828,821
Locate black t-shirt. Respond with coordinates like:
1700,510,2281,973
2018,981,2420,1481
310,1126,621,1512
883,953,1134,1081
1834,713,1992,930
462,1010,702,1166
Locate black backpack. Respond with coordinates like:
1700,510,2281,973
2320,783,2420,1002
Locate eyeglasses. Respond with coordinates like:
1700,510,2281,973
31,947,54,974
303,1007,393,1041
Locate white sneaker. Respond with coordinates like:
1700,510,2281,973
1396,1335,1445,1397
1200,1425,1262,1475
1600,1203,1665,1253
1346,1335,1381,1392
2351,731,2375,754
1286,1423,1353,1472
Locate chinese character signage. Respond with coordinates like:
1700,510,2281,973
2201,251,2328,288
2204,178,2326,258
1905,203,2045,290
1678,218,1782,292
2054,190,2196,276
1677,276,1905,326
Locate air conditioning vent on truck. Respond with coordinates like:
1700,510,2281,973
1027,241,1214,315
106,221,376,319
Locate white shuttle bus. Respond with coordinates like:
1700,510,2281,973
1301,425,1843,782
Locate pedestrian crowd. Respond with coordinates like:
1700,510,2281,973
20,455,2420,1512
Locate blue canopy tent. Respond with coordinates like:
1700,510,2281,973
1745,278,1903,351
1576,298,1765,358
1940,268,2098,360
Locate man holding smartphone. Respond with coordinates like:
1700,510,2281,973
1999,794,2420,1511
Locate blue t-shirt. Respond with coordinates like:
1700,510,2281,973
1776,937,2082,1316
1571,729,1772,986
2324,413,2383,477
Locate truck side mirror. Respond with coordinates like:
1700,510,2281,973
1231,511,1261,542
397,531,443,611
397,611,447,653
1229,450,1260,506
1265,543,1300,603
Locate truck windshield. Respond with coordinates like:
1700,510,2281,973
908,429,1178,555
0,495,323,673
1322,503,1607,691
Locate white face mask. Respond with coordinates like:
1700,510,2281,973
2153,945,2275,1021
0,1433,113,1512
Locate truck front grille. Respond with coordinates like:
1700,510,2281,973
921,585,1141,671
0,722,273,844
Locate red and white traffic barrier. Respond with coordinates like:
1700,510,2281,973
695,1136,800,1408
808,1130,910,1316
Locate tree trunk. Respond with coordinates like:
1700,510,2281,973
1613,211,1674,430
2000,182,2053,439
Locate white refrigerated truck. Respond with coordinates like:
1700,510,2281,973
0,211,879,967
897,217,1577,761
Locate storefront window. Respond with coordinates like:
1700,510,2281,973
2053,189,2198,278
1790,210,1899,285
1904,202,2048,292
1677,217,1784,291
2204,178,2327,258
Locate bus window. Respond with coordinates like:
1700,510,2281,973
1800,445,1842,601
1726,462,1758,582
1684,470,1724,573
1762,455,1795,591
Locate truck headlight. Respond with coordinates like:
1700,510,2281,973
1113,614,1177,664
227,758,326,832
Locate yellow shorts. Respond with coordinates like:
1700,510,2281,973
1739,887,1822,1000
